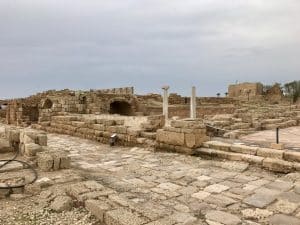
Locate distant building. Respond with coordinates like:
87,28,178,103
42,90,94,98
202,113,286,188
228,82,263,99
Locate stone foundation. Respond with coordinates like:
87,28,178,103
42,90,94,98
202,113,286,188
155,119,209,154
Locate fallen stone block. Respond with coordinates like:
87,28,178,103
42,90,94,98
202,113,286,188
37,153,54,172
50,195,73,212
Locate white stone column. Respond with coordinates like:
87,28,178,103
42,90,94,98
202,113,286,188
190,86,196,119
162,86,170,122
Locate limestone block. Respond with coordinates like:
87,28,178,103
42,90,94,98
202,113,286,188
257,148,284,159
207,141,231,151
93,124,105,131
230,145,258,155
23,134,35,144
184,133,196,148
107,126,117,133
284,151,300,163
163,126,181,133
127,129,141,136
85,200,111,222
270,143,284,150
116,126,127,134
174,146,193,155
50,196,73,212
156,130,185,146
195,133,209,146
7,129,20,145
37,134,47,146
59,154,71,169
24,143,43,157
115,119,125,125
205,210,241,225
104,120,116,126
231,122,251,130
171,120,205,129
262,158,294,173
72,121,85,127
241,155,264,165
37,153,54,172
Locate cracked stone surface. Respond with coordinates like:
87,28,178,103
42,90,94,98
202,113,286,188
2,129,300,224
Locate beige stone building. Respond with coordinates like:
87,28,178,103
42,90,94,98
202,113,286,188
228,82,263,99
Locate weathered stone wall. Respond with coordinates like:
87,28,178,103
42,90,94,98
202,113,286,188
145,105,236,118
265,84,283,103
228,82,263,99
167,93,238,105
5,88,139,126
36,114,164,147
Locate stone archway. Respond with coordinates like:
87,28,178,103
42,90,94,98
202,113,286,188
42,99,53,109
109,100,133,116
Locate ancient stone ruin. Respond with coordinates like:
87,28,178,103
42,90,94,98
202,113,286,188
1,84,300,225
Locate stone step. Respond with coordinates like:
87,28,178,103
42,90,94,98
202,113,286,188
261,119,284,124
140,132,156,140
195,147,298,173
200,140,300,173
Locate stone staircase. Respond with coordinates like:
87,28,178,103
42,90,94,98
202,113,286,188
195,140,300,173
206,105,300,139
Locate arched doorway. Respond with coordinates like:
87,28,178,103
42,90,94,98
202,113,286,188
42,99,53,109
109,101,133,116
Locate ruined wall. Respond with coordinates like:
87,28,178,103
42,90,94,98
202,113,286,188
145,105,236,118
5,88,139,126
36,114,164,147
228,82,263,99
168,94,237,105
6,97,42,126
265,84,283,103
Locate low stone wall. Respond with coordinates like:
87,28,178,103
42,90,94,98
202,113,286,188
2,125,70,171
146,105,236,118
36,114,164,147
156,119,208,154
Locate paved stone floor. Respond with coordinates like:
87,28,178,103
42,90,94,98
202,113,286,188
241,126,300,150
45,132,300,225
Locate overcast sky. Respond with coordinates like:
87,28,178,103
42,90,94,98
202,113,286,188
0,0,299,98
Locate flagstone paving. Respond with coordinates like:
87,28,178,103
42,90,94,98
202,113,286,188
43,132,300,225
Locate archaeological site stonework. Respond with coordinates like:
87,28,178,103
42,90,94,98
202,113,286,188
1,83,300,225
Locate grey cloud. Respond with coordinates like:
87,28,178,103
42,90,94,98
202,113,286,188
0,0,299,98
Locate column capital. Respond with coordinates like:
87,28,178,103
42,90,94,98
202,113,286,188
162,86,170,91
